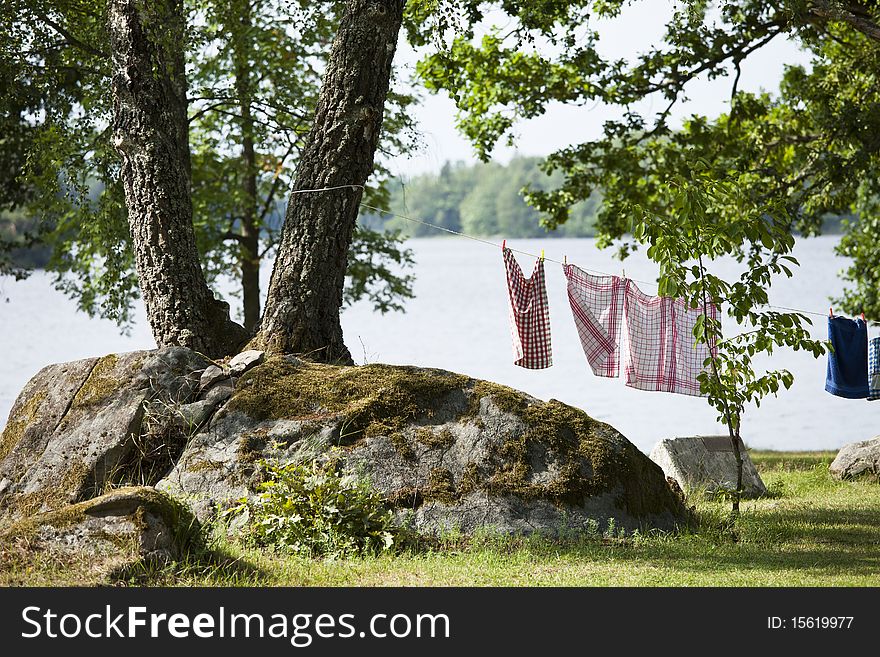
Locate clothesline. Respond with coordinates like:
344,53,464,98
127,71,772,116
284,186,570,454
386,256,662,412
288,183,880,326
358,202,663,289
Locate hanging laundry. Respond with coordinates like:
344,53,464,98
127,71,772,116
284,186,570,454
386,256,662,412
869,337,880,402
563,264,626,377
622,281,717,397
825,316,869,399
503,247,552,369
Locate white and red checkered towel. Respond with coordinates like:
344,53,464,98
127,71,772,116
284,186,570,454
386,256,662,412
503,248,552,369
503,248,553,370
563,264,626,377
622,281,717,397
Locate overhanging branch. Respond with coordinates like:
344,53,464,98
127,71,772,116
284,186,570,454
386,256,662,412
809,1,880,42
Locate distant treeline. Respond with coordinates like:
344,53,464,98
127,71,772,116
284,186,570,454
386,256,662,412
360,157,601,238
2,156,851,272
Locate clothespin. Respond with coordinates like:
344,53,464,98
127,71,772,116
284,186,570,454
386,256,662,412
540,248,545,261
563,255,567,265
861,312,866,322
622,268,627,280
829,307,833,318
502,239,506,251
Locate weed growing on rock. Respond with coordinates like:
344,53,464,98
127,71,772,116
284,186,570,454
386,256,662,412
224,458,403,558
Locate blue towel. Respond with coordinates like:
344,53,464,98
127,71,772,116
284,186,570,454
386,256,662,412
825,316,869,399
869,337,880,401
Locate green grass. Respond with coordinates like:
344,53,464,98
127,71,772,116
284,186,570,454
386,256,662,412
4,451,880,586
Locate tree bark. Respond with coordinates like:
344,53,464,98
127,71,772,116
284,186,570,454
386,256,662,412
108,0,248,358
256,0,405,363
808,2,880,43
230,1,262,334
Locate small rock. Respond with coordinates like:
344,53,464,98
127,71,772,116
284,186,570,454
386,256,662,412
199,364,229,390
0,486,200,575
177,382,236,431
205,381,234,405
650,435,767,498
176,400,216,430
830,436,880,481
227,350,265,376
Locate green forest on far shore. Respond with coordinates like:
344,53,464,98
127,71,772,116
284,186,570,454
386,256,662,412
1,156,600,273
359,157,601,239
1,156,850,275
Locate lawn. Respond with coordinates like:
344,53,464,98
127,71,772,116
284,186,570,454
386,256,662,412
4,450,879,586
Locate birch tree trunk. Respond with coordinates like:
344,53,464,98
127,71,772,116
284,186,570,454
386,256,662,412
256,0,405,363
109,0,247,358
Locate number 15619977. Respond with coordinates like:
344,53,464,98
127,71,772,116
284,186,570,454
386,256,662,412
768,616,853,629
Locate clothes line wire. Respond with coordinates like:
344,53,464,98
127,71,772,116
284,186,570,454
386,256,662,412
287,184,880,326
359,202,663,289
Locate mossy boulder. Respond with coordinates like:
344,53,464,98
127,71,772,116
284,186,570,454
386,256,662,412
160,355,691,534
0,347,210,524
2,347,690,541
0,486,201,580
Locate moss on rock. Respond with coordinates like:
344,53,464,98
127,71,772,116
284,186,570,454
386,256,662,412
415,427,455,449
228,357,470,442
1,486,202,556
5,460,91,520
468,382,609,505
70,354,120,409
186,459,225,473
470,383,676,518
425,468,459,505
237,434,265,464
390,433,415,459
0,390,46,462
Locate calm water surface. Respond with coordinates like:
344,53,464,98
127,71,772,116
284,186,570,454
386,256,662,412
0,236,874,453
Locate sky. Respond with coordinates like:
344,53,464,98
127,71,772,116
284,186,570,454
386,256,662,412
385,1,811,177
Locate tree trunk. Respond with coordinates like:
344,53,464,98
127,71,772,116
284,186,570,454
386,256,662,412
108,0,248,358
256,0,405,363
240,184,261,333
729,427,743,518
730,417,745,520
231,0,262,333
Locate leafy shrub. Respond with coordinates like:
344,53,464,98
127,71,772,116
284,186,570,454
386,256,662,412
226,460,399,557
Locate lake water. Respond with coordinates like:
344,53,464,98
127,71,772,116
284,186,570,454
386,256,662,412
0,235,875,454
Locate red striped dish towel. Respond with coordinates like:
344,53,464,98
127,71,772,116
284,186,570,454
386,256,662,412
563,264,626,377
503,248,552,369
622,280,717,397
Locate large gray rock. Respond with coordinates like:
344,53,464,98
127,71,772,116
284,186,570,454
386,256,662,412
0,347,209,522
2,347,691,541
650,436,767,498
159,355,691,534
830,437,880,481
0,486,201,578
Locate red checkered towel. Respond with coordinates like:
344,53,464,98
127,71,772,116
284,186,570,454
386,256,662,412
563,264,626,377
622,280,717,397
503,248,552,369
